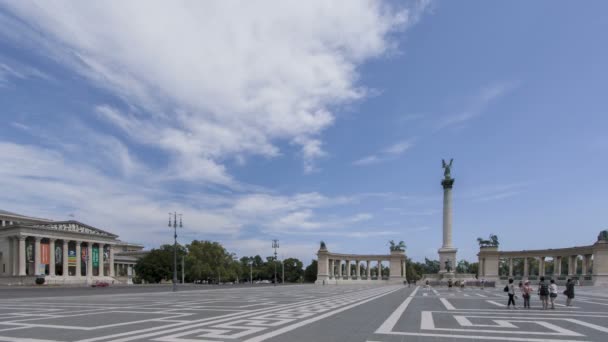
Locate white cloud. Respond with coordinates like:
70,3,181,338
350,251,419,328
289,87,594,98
353,140,413,166
0,1,424,178
437,81,520,130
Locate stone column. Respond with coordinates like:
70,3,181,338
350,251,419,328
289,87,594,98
568,256,575,276
592,239,608,286
554,256,562,276
49,239,56,276
523,257,529,277
357,260,361,279
34,237,42,276
508,258,513,277
328,259,333,278
18,237,26,276
75,242,82,276
11,237,18,276
539,257,545,277
87,243,93,279
402,260,406,278
377,260,382,279
97,245,103,276
63,240,69,277
366,260,370,279
109,245,115,277
438,175,457,273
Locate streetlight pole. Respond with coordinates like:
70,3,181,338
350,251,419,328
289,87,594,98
168,212,182,292
272,239,279,286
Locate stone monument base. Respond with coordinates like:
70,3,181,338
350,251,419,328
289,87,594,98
438,247,458,273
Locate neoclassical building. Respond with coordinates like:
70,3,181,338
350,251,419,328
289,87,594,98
0,209,146,285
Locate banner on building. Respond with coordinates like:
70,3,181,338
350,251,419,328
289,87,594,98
40,243,50,265
92,246,99,268
26,241,34,263
68,249,77,266
81,247,88,265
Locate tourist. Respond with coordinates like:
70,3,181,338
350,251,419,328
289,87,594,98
522,281,533,309
448,279,453,290
538,276,549,310
549,279,558,309
507,278,516,309
564,278,575,306
425,279,430,290
481,278,485,290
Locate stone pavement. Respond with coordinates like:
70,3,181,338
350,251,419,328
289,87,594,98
0,284,607,341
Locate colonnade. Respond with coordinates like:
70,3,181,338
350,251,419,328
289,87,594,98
479,254,593,278
326,259,406,280
5,235,115,278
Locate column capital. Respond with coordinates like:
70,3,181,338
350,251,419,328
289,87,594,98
49,238,56,242
441,178,455,189
34,236,42,242
18,235,27,241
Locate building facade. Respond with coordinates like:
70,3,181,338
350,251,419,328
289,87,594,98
0,209,146,285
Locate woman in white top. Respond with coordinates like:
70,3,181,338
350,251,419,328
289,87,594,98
549,279,558,310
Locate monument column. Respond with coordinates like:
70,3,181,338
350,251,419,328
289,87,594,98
508,258,513,277
438,159,457,275
539,257,545,277
344,260,350,279
366,260,371,279
523,257,529,277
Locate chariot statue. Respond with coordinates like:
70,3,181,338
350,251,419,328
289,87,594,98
319,241,327,250
389,240,406,252
598,230,608,242
477,234,499,247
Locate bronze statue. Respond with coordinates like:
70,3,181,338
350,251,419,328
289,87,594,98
442,159,454,179
477,234,499,247
389,240,406,252
445,259,452,273
598,230,608,242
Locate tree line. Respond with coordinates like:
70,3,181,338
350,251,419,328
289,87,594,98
134,240,478,284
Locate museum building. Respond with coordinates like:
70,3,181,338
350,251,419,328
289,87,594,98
0,209,145,285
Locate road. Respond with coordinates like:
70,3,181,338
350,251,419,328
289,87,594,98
0,284,607,341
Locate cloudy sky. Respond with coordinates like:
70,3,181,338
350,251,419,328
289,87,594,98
1,1,607,265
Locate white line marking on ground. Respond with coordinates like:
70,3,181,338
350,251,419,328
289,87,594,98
486,300,506,307
475,293,488,297
439,298,455,310
375,286,419,334
368,334,590,342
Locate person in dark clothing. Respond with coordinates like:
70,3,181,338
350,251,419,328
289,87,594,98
538,276,549,310
507,278,516,308
565,278,575,306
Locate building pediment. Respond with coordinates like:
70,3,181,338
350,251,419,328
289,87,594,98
25,220,118,238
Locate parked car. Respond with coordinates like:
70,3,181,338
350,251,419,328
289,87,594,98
92,281,109,287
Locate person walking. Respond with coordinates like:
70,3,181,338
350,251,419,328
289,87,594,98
549,279,558,309
522,281,533,309
538,276,549,310
507,278,517,309
565,278,575,306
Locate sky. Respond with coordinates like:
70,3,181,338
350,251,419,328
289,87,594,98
1,1,607,265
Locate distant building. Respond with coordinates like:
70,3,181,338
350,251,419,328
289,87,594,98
0,209,147,285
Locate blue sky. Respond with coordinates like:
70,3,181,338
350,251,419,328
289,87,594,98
1,1,607,265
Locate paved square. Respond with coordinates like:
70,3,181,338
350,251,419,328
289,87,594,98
1,285,607,341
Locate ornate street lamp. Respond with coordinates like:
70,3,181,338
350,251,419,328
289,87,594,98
168,212,182,292
272,239,279,286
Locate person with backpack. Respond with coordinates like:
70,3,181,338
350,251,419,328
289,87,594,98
506,278,517,308
549,279,558,310
538,276,549,310
564,278,575,306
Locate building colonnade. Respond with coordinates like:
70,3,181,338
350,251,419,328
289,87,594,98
326,258,406,280
5,235,115,278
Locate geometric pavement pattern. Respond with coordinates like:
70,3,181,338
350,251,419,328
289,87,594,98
1,285,608,341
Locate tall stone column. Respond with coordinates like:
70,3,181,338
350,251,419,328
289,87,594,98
18,237,26,276
97,245,104,276
377,260,382,279
357,260,361,278
75,242,82,276
366,260,370,279
11,237,18,276
438,163,457,275
49,239,56,276
63,240,69,277
34,237,42,276
508,258,513,277
523,257,529,277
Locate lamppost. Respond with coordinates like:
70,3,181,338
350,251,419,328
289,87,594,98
249,257,253,284
272,239,279,286
168,212,182,292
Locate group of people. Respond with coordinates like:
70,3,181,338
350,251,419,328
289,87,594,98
506,276,576,309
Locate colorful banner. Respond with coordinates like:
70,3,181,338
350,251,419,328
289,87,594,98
40,243,50,265
81,247,88,264
92,246,99,268
68,249,77,266
55,246,62,265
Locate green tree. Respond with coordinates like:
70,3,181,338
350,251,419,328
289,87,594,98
304,260,317,282
186,240,236,283
134,244,186,284
282,258,304,283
